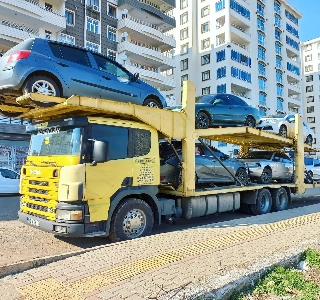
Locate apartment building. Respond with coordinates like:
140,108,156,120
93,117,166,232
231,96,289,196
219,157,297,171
301,38,320,151
165,0,302,154
117,0,176,92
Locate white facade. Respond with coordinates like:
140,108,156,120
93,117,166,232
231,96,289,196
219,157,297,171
165,0,302,154
117,0,176,91
0,0,66,54
301,38,320,151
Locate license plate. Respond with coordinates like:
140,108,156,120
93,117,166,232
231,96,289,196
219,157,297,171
27,217,39,227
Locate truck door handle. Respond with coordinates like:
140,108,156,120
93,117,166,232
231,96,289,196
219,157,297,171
57,62,69,67
103,76,111,80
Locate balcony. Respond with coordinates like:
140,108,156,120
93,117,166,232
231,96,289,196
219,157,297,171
230,17,251,42
231,83,251,101
0,0,65,31
118,17,175,51
118,40,175,70
231,32,250,51
0,20,39,42
118,0,175,31
126,62,175,90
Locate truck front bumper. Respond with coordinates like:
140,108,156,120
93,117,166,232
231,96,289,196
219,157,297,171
18,211,85,237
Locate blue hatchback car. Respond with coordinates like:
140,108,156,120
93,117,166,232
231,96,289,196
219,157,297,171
0,38,167,113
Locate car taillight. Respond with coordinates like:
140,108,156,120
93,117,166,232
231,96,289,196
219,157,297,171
7,50,31,63
160,176,165,181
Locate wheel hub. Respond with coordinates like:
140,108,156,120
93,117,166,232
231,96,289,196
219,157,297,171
32,81,55,96
123,209,146,238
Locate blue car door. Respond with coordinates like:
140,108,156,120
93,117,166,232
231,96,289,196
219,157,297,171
208,94,232,125
228,95,248,125
90,53,142,104
48,42,102,98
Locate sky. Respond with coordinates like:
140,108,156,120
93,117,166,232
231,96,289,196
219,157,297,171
289,0,320,42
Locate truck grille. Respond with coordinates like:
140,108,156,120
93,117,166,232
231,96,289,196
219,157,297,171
21,169,60,221
29,180,49,186
29,188,49,195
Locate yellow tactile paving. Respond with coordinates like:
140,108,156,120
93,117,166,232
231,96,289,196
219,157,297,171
17,211,320,300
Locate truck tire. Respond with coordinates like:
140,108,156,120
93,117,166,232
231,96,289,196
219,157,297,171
271,187,288,212
109,198,154,242
250,188,272,215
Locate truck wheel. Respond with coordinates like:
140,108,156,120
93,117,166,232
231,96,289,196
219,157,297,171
109,198,154,243
258,167,272,184
271,187,288,212
250,188,272,215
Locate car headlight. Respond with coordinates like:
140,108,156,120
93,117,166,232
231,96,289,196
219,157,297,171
56,209,83,221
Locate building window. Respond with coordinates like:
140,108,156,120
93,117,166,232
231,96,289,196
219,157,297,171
201,22,209,33
318,63,320,71
107,49,116,61
180,28,188,40
217,67,226,79
307,96,314,103
201,6,209,17
59,33,75,45
216,50,226,62
107,26,116,41
305,44,312,51
87,17,99,34
259,92,266,106
216,0,225,11
180,0,187,9
305,65,313,72
305,55,312,62
217,83,226,93
180,12,188,25
86,0,99,6
306,75,313,82
181,74,188,86
231,67,251,82
202,70,210,81
201,54,210,65
307,117,315,123
202,87,210,95
306,85,313,92
107,4,116,18
180,43,188,54
65,10,75,26
311,127,316,133
86,42,99,52
277,98,283,112
202,38,210,49
181,58,188,71
307,106,314,113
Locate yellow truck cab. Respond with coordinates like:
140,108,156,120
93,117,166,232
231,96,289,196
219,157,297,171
18,115,176,242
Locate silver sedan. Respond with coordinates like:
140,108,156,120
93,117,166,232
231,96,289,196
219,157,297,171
238,151,294,184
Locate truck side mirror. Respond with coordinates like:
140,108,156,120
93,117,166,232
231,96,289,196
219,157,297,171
92,140,109,165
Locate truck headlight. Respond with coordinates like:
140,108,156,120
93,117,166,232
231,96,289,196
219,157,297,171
56,209,83,221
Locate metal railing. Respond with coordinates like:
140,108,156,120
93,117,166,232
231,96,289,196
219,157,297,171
23,0,64,16
1,19,39,36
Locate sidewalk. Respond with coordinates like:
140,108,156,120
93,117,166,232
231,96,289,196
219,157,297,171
1,203,320,300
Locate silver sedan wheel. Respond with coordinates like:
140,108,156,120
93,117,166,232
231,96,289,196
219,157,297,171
123,209,146,238
31,80,57,96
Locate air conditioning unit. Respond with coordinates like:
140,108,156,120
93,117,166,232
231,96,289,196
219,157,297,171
92,5,99,12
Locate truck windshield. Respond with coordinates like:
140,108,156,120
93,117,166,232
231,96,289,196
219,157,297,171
28,127,81,156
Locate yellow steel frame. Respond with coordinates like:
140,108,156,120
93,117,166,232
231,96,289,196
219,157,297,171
3,81,318,196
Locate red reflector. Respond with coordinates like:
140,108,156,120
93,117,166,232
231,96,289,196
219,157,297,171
160,176,165,180
7,50,31,63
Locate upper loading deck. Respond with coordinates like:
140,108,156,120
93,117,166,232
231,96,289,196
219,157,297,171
0,81,317,195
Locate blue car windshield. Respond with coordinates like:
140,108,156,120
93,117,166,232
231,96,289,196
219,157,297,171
198,95,214,104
